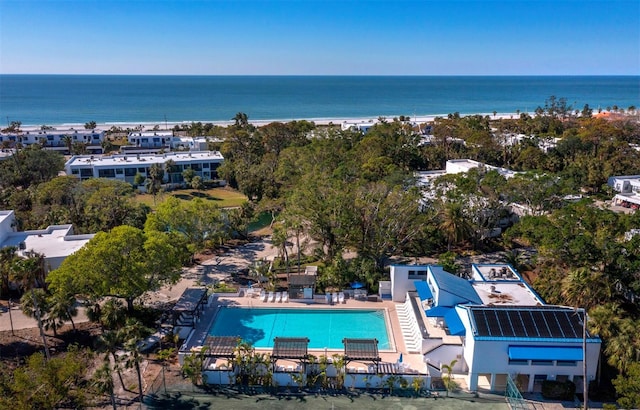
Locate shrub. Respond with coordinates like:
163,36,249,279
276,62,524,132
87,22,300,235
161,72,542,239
541,380,576,400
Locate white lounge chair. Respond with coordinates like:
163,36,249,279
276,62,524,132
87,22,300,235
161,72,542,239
268,291,275,302
332,292,338,304
338,292,345,304
326,292,332,304
261,290,267,301
275,292,282,303
282,292,289,303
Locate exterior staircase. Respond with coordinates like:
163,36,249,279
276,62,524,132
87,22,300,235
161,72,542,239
396,300,422,353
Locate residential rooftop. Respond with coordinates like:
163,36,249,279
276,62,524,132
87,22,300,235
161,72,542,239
65,150,223,168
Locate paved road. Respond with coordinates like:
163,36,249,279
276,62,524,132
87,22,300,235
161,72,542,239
0,302,89,332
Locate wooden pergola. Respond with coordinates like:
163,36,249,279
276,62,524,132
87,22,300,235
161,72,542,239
202,335,239,370
172,287,208,326
342,338,381,373
271,337,310,373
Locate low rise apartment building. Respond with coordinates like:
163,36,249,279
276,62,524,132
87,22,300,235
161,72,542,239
0,128,104,153
64,151,224,185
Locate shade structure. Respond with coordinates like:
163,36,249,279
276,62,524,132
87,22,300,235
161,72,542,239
508,346,583,361
351,281,365,289
414,280,433,301
444,308,466,336
425,305,452,317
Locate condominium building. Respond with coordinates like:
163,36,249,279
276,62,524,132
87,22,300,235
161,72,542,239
64,151,224,185
0,128,104,153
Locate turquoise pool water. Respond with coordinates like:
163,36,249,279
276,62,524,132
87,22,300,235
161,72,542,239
209,308,390,350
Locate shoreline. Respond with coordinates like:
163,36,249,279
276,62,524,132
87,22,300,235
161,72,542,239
16,112,529,130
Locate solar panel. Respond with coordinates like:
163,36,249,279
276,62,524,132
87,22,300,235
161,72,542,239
546,311,564,337
473,310,490,335
495,310,514,336
510,310,526,336
486,310,502,336
470,306,586,340
530,310,552,337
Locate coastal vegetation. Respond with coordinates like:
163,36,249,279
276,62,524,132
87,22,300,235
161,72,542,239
1,99,640,407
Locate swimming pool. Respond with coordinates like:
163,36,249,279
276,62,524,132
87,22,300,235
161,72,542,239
209,308,391,350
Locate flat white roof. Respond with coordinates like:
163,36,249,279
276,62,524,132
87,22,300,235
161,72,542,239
1,128,104,135
472,282,543,306
615,193,640,206
66,151,223,168
0,225,94,259
470,264,544,306
0,149,15,161
128,131,174,137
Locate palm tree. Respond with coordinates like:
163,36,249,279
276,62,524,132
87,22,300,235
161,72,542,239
183,345,208,390
605,318,640,373
156,348,175,394
121,318,151,408
125,338,145,408
501,249,528,273
442,359,458,397
98,330,127,391
588,303,620,383
0,246,17,299
62,135,73,153
145,163,165,204
560,268,611,311
92,362,118,410
438,201,472,251
100,298,126,331
232,112,249,128
164,159,177,183
46,291,78,333
12,252,50,358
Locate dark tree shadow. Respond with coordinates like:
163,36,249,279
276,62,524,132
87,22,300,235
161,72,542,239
145,392,212,409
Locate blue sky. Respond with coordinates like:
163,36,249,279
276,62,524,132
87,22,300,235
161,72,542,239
1,0,638,75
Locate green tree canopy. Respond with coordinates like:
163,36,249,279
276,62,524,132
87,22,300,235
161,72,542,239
0,147,65,189
144,196,229,254
47,225,187,312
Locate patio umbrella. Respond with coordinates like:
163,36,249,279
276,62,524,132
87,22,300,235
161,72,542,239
351,281,365,289
398,353,403,363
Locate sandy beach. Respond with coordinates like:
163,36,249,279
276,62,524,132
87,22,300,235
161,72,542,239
22,112,529,131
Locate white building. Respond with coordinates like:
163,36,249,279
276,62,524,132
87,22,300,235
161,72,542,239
389,264,600,393
64,151,224,185
125,132,220,152
126,131,175,149
0,149,15,161
445,159,518,179
608,175,640,209
341,120,377,134
0,128,104,153
0,210,94,273
417,159,518,190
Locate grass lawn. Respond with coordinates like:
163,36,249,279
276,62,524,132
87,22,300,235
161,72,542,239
136,187,248,209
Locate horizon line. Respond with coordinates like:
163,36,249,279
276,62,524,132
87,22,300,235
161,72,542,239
1,73,638,77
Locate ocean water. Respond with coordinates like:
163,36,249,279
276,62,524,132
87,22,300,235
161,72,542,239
0,75,638,126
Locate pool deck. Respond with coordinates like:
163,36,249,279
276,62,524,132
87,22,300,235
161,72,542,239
182,292,429,377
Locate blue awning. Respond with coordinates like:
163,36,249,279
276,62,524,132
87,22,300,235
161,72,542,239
426,306,452,317
445,308,466,336
414,281,433,301
508,346,583,361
